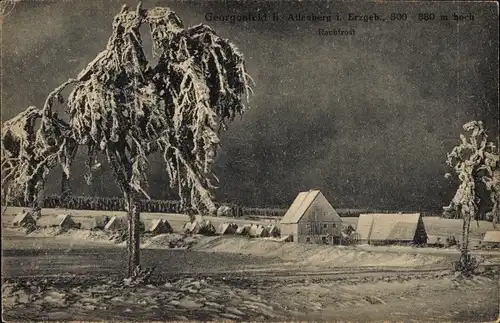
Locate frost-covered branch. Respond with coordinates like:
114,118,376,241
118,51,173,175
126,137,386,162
1,106,77,208
1,2,252,277
2,2,252,217
444,121,499,224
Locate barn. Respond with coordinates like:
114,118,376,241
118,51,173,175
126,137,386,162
356,213,427,245
280,190,343,244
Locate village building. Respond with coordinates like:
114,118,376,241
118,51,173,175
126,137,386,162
46,214,78,229
12,211,36,227
184,221,202,234
149,219,173,235
267,224,280,237
90,215,110,230
356,213,427,245
280,190,343,244
104,216,127,231
236,224,251,236
482,231,500,248
249,224,269,238
183,221,197,233
184,220,216,235
216,222,238,235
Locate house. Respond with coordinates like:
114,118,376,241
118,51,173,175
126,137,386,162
149,219,173,235
356,213,427,245
184,221,202,234
39,214,78,230
267,224,280,237
185,220,216,235
90,215,110,230
12,211,36,227
482,231,500,248
249,224,269,238
104,216,127,231
236,224,251,236
183,221,196,233
161,219,174,233
280,190,343,244
199,220,216,235
216,222,238,235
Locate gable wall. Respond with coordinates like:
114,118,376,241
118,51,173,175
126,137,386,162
297,193,342,237
299,193,342,223
413,216,428,244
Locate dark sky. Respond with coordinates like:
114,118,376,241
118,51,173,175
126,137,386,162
1,1,498,211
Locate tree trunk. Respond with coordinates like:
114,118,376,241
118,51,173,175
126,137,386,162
124,190,141,277
460,211,472,260
60,171,71,209
27,180,43,219
60,143,78,209
106,146,141,278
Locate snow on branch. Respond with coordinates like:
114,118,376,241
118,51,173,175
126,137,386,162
2,2,253,215
444,121,499,226
1,105,77,206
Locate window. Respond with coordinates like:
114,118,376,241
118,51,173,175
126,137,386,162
324,212,328,217
332,223,337,228
323,223,328,229
306,237,311,243
306,223,310,229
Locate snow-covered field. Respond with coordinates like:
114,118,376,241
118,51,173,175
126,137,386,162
2,206,495,239
2,208,499,321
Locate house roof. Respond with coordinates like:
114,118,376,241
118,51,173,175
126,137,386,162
150,219,173,233
216,222,237,235
267,224,280,233
280,190,321,224
236,225,250,234
483,231,500,243
104,216,126,230
12,211,33,226
249,224,269,237
356,213,424,241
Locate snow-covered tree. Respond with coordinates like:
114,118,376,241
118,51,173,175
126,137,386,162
444,121,499,274
1,104,77,217
1,3,252,277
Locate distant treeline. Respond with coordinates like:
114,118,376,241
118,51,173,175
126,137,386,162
8,195,182,213
335,209,441,217
6,195,287,217
5,195,440,217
